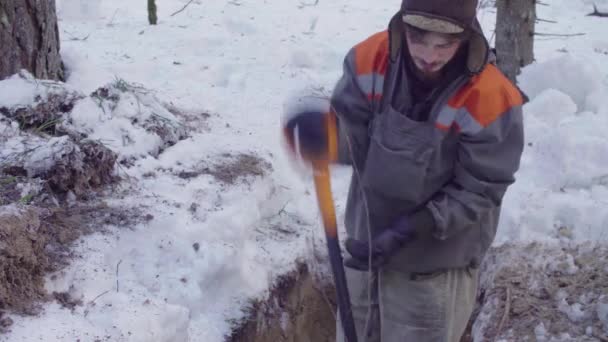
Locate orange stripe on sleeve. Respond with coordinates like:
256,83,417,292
448,65,524,127
354,31,390,76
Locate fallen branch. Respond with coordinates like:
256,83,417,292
171,0,196,17
588,4,608,17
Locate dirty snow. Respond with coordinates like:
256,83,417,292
1,0,608,341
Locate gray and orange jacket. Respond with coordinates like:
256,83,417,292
330,14,524,273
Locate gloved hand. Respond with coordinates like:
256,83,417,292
282,95,338,163
344,210,434,271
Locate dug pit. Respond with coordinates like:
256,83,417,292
228,243,608,342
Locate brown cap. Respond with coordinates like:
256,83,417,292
401,0,478,34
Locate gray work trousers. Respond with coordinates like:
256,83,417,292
336,266,478,342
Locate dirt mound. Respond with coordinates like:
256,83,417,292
0,82,118,202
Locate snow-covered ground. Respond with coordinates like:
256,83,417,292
2,0,608,341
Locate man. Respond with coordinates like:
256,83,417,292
283,0,525,341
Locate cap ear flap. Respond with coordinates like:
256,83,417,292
465,18,490,74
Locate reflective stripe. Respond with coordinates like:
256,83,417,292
356,73,384,99
454,108,483,135
434,105,483,135
435,106,459,131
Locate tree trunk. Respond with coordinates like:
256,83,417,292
0,0,63,81
148,0,157,25
495,0,536,83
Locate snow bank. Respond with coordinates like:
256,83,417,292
518,55,605,113
496,56,608,245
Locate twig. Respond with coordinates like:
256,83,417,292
116,259,123,292
536,18,557,23
494,286,511,342
278,200,291,216
91,290,110,304
534,32,586,37
84,290,110,317
62,30,92,41
170,0,196,17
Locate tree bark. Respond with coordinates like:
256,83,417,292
495,0,536,83
0,0,63,81
148,0,157,25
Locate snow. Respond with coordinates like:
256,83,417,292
497,55,608,243
558,299,588,323
535,322,549,341
598,297,608,333
0,74,41,108
1,0,608,341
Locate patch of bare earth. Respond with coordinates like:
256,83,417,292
176,152,273,185
0,206,81,316
227,263,337,342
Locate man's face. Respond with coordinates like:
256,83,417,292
405,28,463,79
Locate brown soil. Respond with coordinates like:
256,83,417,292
0,206,82,315
0,200,147,335
227,263,337,342
44,139,118,197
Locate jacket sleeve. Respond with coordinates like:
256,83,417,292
426,105,525,240
330,48,374,165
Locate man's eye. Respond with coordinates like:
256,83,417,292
410,37,425,45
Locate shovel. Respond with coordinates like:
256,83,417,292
312,158,358,342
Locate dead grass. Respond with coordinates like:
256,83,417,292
474,242,608,341
175,152,273,185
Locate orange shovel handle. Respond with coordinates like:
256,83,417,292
311,159,358,342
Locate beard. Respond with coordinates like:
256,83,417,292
411,58,445,86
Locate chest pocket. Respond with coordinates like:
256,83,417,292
362,104,436,202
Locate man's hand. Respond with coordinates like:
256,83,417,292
282,96,338,163
344,215,419,271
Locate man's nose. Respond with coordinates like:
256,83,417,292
419,46,439,64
